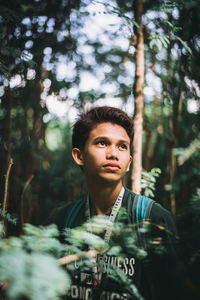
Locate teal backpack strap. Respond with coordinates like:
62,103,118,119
66,198,86,228
132,194,155,251
135,195,155,223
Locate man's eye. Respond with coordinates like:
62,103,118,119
119,144,127,150
97,141,106,146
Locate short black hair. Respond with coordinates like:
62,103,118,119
72,106,133,150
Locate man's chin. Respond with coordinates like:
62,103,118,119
98,173,123,183
86,171,124,184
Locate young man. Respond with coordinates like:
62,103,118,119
55,106,185,300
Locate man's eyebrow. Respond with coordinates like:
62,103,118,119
93,136,109,142
93,136,130,144
118,139,130,145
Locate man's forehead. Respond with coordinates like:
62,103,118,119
89,122,130,141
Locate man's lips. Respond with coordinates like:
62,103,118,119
103,163,121,170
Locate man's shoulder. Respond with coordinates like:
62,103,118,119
151,201,171,217
123,187,155,210
57,197,86,214
123,187,173,223
123,187,137,202
150,202,177,233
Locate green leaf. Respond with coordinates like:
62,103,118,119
175,35,192,55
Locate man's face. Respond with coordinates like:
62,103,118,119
73,122,132,184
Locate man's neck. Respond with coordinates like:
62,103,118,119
87,181,123,216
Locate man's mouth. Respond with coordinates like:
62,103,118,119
103,163,121,170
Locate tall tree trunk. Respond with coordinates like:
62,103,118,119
131,0,145,194
175,71,184,138
169,68,184,220
1,87,13,236
169,115,176,219
3,87,13,165
144,96,160,171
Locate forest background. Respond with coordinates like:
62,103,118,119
0,0,200,297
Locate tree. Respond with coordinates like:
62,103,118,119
0,0,81,234
0,0,199,231
131,0,145,194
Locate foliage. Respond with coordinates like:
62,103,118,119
0,213,156,300
191,188,200,203
141,168,161,198
149,32,170,51
0,207,17,226
66,210,147,260
174,135,200,166
0,224,70,300
64,211,148,299
100,263,145,300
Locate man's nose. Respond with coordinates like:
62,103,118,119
106,145,118,159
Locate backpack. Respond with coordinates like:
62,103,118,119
65,193,155,229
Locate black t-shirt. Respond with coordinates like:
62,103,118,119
54,188,185,300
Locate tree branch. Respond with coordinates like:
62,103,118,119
2,157,13,236
58,250,98,265
20,175,34,233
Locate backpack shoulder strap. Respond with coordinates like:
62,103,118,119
65,197,86,228
132,194,155,224
132,194,155,251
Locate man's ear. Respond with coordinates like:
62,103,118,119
72,148,84,167
126,155,132,172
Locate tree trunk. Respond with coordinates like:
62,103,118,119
1,87,13,236
175,71,184,138
131,0,145,194
168,67,184,220
2,87,13,165
143,96,160,171
169,115,176,219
